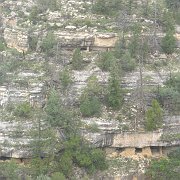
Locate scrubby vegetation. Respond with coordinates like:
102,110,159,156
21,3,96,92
0,0,179,179
146,148,180,180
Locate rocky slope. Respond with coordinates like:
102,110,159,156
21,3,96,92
0,0,180,179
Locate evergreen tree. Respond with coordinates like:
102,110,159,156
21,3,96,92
45,89,79,136
107,63,123,109
72,48,83,70
97,51,116,72
80,76,102,117
128,23,142,58
162,11,175,33
41,32,57,56
147,148,180,180
120,51,136,72
161,31,176,54
145,99,163,131
59,68,72,91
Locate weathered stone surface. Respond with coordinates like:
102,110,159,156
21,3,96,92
94,33,118,48
142,147,152,158
112,131,180,148
4,28,29,52
176,25,180,34
120,147,135,157
54,31,118,50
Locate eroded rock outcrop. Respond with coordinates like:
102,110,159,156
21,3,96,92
4,28,29,52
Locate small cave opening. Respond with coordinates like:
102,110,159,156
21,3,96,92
80,47,87,51
135,147,142,154
116,147,125,153
0,156,11,161
150,146,160,155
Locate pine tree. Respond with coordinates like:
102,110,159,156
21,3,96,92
161,31,176,54
145,99,163,131
107,63,123,109
72,48,83,70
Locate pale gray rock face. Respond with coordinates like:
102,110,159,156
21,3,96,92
0,0,179,162
176,25,180,34
4,28,29,52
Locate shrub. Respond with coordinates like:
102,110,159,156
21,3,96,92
36,0,58,12
120,51,136,72
162,11,175,33
145,99,163,131
0,160,20,180
0,39,6,51
80,96,101,117
28,35,38,52
165,73,180,92
59,68,72,90
92,0,123,16
80,76,102,117
146,148,180,180
57,152,73,177
87,123,100,133
161,31,176,54
97,51,116,72
40,32,57,56
72,48,83,70
36,175,51,180
13,102,32,118
114,40,126,59
28,6,40,24
51,172,65,180
158,73,180,113
107,69,123,109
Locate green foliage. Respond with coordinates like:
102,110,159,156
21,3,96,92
0,39,5,51
80,76,102,117
107,66,123,109
45,89,79,135
5,93,107,179
114,40,126,59
92,0,108,15
72,48,83,70
120,51,136,72
13,102,32,118
72,18,94,27
159,73,180,113
161,31,176,54
80,96,101,117
128,23,142,58
0,67,7,85
174,11,180,25
57,151,73,177
36,0,58,12
51,172,66,180
82,75,102,97
41,32,57,56
28,6,40,24
145,99,163,131
146,148,180,180
126,0,134,15
87,122,100,133
28,34,38,51
30,156,54,177
59,68,72,90
162,11,175,33
0,160,20,180
97,51,116,72
92,0,123,16
64,136,108,175
165,0,180,11
165,73,180,93
36,174,51,180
